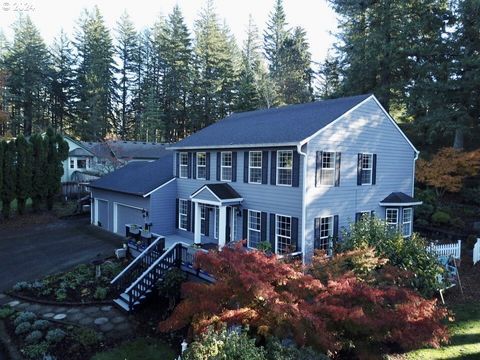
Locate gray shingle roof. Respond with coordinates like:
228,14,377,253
379,192,423,205
170,94,372,149
89,153,174,196
82,141,168,160
69,148,93,157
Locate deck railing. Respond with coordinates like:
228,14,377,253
473,239,480,265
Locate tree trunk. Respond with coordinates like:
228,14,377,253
453,128,464,150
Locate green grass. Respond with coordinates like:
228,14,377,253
90,338,176,360
406,303,480,359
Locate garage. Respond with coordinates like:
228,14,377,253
114,203,145,236
95,199,109,228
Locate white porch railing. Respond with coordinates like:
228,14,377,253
427,240,461,259
473,239,480,265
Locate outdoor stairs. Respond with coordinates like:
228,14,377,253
110,238,214,313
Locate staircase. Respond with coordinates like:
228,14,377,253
111,240,213,312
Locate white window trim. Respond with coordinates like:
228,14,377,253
179,152,188,179
200,204,206,236
317,215,334,249
275,214,292,254
178,199,188,231
319,151,336,187
402,208,412,237
69,158,75,169
247,210,261,249
276,150,293,187
385,208,399,229
361,153,373,186
248,151,262,184
196,152,207,180
220,151,232,182
214,207,219,239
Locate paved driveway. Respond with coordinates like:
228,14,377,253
0,216,123,292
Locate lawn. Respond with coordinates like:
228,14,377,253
406,302,480,359
91,338,176,360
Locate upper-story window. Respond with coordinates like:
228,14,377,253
360,153,373,185
249,151,262,184
179,152,188,178
70,159,74,169
277,150,293,186
77,159,87,169
196,152,206,180
221,152,232,181
402,208,412,237
320,152,335,186
386,208,398,231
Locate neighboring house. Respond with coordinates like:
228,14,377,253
89,152,175,236
61,135,98,183
90,94,422,262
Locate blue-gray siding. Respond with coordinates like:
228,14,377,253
150,180,177,236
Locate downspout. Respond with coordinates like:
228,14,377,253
297,143,307,264
412,150,419,197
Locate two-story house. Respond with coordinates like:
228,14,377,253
90,94,421,261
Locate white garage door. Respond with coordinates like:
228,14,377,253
114,204,145,236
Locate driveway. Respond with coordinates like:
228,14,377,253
0,216,123,292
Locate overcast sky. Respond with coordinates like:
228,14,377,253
0,0,338,64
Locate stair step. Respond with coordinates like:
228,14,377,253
113,298,130,312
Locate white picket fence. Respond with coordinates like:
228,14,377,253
427,240,462,259
473,239,480,265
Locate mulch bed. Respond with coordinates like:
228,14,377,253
443,250,480,305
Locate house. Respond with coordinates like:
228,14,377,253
90,93,421,262
61,135,98,183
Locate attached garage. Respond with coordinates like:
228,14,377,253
113,203,145,235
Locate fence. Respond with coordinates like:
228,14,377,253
427,240,462,259
474,239,480,265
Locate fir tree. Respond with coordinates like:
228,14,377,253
30,133,46,212
1,140,16,218
263,0,288,78
15,134,32,214
44,128,68,210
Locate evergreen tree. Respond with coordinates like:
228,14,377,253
317,53,342,99
263,0,288,78
0,141,3,206
15,134,32,214
30,133,46,212
44,128,68,210
1,140,16,218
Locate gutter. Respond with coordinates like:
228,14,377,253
297,143,307,264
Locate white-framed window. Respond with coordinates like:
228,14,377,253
276,214,292,254
179,152,188,178
276,150,293,186
360,153,373,185
178,199,188,230
248,151,262,184
402,208,412,237
316,216,333,251
385,208,398,231
69,159,74,169
196,152,206,179
247,210,261,248
77,159,87,169
320,151,335,186
221,152,232,181
200,204,207,235
214,207,219,239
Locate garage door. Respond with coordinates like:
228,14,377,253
96,199,109,228
115,204,145,236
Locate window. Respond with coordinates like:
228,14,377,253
179,152,188,178
200,204,207,235
178,199,188,230
320,152,335,186
360,154,373,185
277,150,293,186
214,207,219,239
356,211,371,222
221,152,232,181
196,152,206,179
385,208,398,231
247,210,261,248
276,215,292,254
77,159,86,169
402,208,412,237
249,151,262,184
70,159,74,169
315,216,333,251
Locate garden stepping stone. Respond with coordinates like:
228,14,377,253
43,313,55,318
55,307,68,313
99,323,114,332
25,304,42,311
94,317,109,325
53,314,67,320
66,308,80,314
79,317,94,326
84,307,100,314
101,305,112,312
16,302,30,309
68,313,84,322
7,300,20,307
111,316,125,324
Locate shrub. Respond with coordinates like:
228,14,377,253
13,281,31,292
55,287,67,302
0,306,15,319
14,311,37,326
22,342,49,359
461,186,480,206
45,328,66,343
265,338,328,360
257,241,272,252
32,320,50,331
432,210,451,225
71,327,103,348
158,268,187,310
25,330,43,344
93,287,108,300
15,321,32,335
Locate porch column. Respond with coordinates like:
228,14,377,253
218,205,227,249
194,202,201,244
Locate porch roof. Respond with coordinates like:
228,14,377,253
379,192,423,206
190,183,243,204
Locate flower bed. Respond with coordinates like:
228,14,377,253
10,260,125,303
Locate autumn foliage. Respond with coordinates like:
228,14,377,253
158,244,449,358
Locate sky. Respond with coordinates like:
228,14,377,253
0,0,339,64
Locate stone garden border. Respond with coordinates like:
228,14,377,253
6,291,114,307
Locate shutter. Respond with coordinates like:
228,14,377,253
187,153,192,179
269,213,276,253
333,215,339,238
291,217,299,252
314,218,320,249
355,212,362,223
206,153,211,180
204,208,210,236
270,151,277,185
232,152,237,182
315,151,323,187
335,152,341,187
216,152,221,181
175,199,179,229
192,152,197,179
372,154,377,185
242,209,248,242
262,151,268,184
357,153,363,185
292,151,300,187
243,151,249,183
191,203,196,233
370,210,375,217
261,212,267,242
186,200,192,231
175,153,179,178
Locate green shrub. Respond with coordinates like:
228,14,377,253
22,341,49,359
0,306,15,319
55,287,67,302
93,287,108,300
25,330,43,344
157,268,187,308
45,328,66,343
32,319,50,331
461,186,480,206
15,321,32,335
257,241,272,252
432,211,451,225
71,327,103,348
265,338,329,360
13,281,31,292
14,311,36,326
